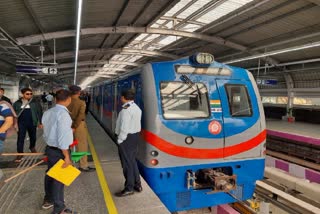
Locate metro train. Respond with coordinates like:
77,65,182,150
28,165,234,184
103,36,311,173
89,53,266,212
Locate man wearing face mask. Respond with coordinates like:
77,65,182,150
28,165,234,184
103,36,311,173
13,88,43,162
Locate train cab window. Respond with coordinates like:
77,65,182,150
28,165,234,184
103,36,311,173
225,85,252,117
160,82,210,119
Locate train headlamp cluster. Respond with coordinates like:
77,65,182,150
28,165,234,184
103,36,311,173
150,159,158,166
191,53,214,65
150,150,159,157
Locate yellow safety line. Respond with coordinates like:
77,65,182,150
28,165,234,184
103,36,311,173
87,134,118,214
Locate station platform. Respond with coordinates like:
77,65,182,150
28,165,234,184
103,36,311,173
266,119,320,146
0,114,169,214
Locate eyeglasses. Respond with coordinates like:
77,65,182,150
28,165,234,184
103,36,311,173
25,93,33,95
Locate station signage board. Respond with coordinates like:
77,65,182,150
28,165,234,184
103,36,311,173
256,79,278,85
16,65,58,75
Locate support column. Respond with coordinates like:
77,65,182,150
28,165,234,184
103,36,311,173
283,73,295,122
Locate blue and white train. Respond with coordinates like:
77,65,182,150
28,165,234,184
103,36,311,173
90,53,266,212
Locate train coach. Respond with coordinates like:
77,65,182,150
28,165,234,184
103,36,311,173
89,53,266,212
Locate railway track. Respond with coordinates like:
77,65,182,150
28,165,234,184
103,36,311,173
267,135,320,168
255,180,320,214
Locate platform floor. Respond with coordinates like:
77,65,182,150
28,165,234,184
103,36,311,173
0,114,169,214
266,119,320,139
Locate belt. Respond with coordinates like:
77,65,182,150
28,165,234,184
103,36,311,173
47,145,61,151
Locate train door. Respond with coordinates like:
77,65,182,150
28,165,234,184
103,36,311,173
216,79,261,159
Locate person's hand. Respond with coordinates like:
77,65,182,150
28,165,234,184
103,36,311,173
62,158,72,168
38,124,43,129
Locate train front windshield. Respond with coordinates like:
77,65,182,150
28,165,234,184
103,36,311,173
160,82,210,119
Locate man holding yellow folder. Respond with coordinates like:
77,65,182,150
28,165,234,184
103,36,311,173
42,89,78,214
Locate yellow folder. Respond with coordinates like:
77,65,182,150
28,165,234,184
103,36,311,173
47,159,81,186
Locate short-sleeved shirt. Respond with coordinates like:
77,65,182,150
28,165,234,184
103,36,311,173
115,101,142,144
0,102,13,140
42,104,73,150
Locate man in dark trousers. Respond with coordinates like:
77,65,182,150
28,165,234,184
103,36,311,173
0,88,12,104
115,89,142,197
84,92,91,114
13,88,42,162
41,89,78,214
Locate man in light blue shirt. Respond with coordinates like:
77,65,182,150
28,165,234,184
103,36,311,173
115,89,142,197
41,89,78,214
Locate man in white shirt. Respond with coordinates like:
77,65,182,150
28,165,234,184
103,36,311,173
115,89,142,197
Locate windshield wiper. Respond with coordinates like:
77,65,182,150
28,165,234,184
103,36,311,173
196,85,202,105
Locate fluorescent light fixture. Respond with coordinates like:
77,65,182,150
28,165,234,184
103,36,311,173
74,0,83,84
78,0,257,87
248,58,320,70
224,41,320,64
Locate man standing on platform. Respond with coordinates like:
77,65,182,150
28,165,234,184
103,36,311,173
0,88,12,104
84,92,91,115
68,85,95,172
115,89,143,197
42,89,77,214
13,88,42,162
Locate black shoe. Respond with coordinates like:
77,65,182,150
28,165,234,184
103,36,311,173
30,147,37,153
134,186,143,192
79,167,96,172
60,208,79,214
115,189,134,197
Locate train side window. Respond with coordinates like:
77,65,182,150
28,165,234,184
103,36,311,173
225,84,252,117
160,82,210,119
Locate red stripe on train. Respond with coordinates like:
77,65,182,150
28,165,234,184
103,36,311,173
141,129,266,159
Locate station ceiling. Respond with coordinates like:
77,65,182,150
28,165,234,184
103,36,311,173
0,0,320,90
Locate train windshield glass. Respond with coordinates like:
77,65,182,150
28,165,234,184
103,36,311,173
176,65,231,76
225,84,252,117
160,82,210,119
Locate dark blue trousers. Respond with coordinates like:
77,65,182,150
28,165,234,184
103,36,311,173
17,123,37,153
44,146,66,214
118,133,141,191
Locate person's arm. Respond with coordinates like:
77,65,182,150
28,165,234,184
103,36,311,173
117,110,130,144
61,149,72,168
0,116,13,133
57,112,73,167
35,101,43,128
73,101,86,129
13,101,19,114
0,104,14,133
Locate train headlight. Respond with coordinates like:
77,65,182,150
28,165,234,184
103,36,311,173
185,136,194,145
150,159,159,166
191,53,214,65
150,150,159,157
